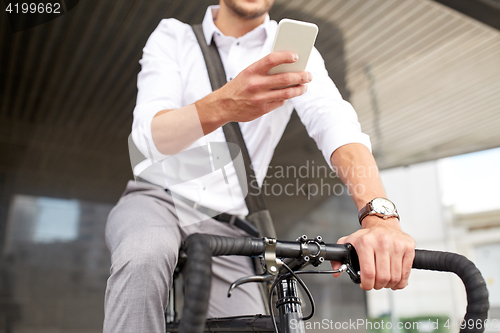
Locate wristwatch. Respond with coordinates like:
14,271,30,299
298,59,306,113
358,197,399,225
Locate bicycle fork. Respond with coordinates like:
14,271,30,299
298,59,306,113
276,278,306,333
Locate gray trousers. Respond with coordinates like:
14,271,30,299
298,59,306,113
103,180,266,333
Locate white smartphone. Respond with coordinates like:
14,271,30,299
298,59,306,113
268,19,319,75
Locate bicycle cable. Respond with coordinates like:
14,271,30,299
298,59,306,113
268,265,349,333
294,270,343,275
269,262,317,333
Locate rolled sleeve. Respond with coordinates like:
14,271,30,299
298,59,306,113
131,19,185,163
292,47,371,168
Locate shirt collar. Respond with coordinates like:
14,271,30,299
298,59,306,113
201,5,271,45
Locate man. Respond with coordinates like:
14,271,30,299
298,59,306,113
103,0,416,332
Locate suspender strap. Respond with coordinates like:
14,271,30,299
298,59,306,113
191,24,271,220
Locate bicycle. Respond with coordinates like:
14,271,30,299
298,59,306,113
165,233,490,333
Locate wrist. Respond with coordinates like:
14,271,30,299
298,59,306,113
361,215,400,229
195,91,228,133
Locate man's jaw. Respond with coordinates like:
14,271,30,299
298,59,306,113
223,0,273,20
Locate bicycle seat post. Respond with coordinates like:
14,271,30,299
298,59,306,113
275,277,305,333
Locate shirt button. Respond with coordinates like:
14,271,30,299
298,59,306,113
236,42,240,46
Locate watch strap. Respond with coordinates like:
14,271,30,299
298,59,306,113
358,202,372,225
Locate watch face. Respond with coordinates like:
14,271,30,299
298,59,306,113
371,198,395,215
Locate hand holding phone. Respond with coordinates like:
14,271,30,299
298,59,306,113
268,19,319,75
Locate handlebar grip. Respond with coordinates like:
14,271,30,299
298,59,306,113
412,249,489,333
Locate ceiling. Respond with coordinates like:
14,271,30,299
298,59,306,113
0,0,499,205
274,0,500,169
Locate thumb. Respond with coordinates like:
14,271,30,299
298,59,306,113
331,236,348,278
337,236,348,244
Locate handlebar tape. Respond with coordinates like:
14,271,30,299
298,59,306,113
413,249,489,333
204,234,265,256
178,234,266,333
177,234,212,333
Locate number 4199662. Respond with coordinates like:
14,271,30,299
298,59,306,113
6,2,61,14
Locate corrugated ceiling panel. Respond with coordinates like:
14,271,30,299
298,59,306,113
277,0,500,168
1,0,498,173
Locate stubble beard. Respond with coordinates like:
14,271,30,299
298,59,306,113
224,0,274,20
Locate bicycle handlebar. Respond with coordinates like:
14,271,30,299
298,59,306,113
203,234,348,260
178,234,489,333
412,249,489,328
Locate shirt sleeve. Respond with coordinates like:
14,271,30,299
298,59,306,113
292,47,372,169
131,19,184,163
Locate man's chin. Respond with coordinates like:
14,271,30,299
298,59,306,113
233,7,267,19
225,0,273,20
241,10,268,20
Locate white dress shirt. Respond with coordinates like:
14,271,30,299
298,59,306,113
131,6,371,217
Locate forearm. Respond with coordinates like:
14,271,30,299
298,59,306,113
330,144,414,291
330,143,386,211
151,95,226,155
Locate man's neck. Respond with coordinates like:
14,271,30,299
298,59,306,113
214,3,267,38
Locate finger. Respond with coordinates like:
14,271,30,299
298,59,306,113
264,71,312,90
331,261,342,278
263,100,286,113
386,251,403,289
262,83,307,102
392,249,415,290
253,51,299,74
357,245,376,291
374,250,391,290
332,236,348,278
